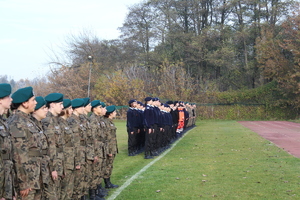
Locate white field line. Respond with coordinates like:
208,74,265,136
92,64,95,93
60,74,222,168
107,129,193,200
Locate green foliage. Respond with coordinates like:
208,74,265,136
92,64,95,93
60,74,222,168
214,81,287,109
44,0,299,113
196,81,299,120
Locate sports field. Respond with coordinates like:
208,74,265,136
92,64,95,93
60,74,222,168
109,120,300,199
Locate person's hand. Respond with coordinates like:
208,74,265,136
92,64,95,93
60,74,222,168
20,188,32,197
51,171,58,180
76,165,81,170
108,154,113,157
94,156,99,163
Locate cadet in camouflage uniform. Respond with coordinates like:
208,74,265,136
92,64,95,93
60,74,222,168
103,106,119,189
42,93,64,199
0,83,14,200
89,100,107,199
8,87,42,200
98,102,109,197
31,96,57,200
80,98,96,199
68,99,87,200
185,102,192,128
58,99,75,200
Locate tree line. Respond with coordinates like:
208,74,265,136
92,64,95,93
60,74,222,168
3,0,300,110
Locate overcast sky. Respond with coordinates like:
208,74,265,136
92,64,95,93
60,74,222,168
0,0,141,81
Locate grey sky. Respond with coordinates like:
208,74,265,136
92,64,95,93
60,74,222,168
0,0,141,81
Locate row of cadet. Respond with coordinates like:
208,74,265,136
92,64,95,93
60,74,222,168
0,83,119,200
126,97,197,159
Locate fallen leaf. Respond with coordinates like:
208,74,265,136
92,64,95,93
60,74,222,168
203,174,207,177
156,190,161,193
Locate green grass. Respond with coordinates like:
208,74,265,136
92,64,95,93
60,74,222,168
110,120,300,199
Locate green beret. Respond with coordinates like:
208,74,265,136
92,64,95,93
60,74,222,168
82,97,90,107
106,105,116,115
63,99,71,109
100,102,106,108
91,100,101,108
12,86,34,103
45,93,63,103
35,96,46,110
0,83,12,98
71,98,84,109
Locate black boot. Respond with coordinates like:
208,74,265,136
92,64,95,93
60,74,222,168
89,189,104,200
96,184,108,197
81,195,87,200
144,151,153,159
104,177,119,189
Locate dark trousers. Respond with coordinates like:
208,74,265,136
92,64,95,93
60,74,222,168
144,128,154,155
127,128,137,154
164,125,171,147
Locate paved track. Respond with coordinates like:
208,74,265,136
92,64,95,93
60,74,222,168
238,121,300,158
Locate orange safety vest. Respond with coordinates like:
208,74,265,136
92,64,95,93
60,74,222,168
177,107,185,129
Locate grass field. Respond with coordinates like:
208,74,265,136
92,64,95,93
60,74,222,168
108,120,300,199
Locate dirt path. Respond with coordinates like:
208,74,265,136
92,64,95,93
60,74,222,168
238,121,300,158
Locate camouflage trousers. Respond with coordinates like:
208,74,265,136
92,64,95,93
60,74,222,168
60,169,74,200
17,189,41,200
100,157,107,180
72,164,87,199
103,155,115,179
2,160,14,199
86,160,93,191
54,176,62,199
42,181,57,200
91,158,103,189
40,158,58,200
0,158,3,198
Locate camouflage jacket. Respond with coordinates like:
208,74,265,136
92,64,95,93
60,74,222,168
31,116,51,185
58,117,75,170
104,118,118,155
0,115,14,198
79,114,94,161
67,113,86,166
8,110,42,190
42,112,64,176
89,113,108,158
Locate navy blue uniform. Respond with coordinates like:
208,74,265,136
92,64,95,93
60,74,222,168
143,105,155,157
127,107,139,155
